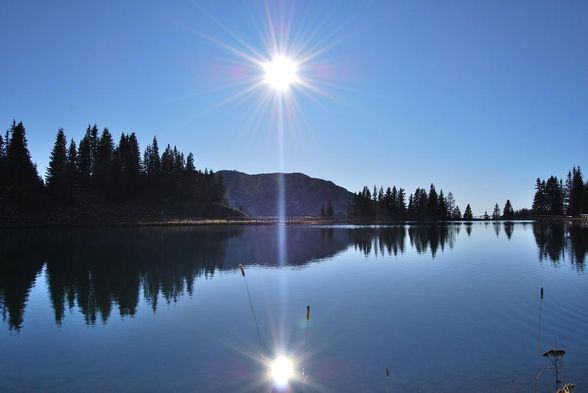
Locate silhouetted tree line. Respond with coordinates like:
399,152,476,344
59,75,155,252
483,199,529,220
349,183,473,220
532,166,588,216
0,121,229,220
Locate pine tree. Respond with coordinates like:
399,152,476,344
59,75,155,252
5,121,40,192
503,200,514,218
0,134,5,193
89,124,99,174
125,133,141,179
417,188,428,218
582,182,588,214
186,153,195,172
95,128,114,191
427,184,438,218
77,125,98,183
407,194,414,217
46,129,68,192
463,204,473,220
492,203,501,219
532,178,546,215
453,205,461,219
544,176,563,215
66,139,78,186
564,171,572,213
446,192,456,217
161,145,174,175
397,188,406,217
144,137,161,177
568,167,584,216
438,190,448,219
320,204,325,217
384,187,393,217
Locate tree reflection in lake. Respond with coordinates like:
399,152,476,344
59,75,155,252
1,222,587,331
533,222,588,271
0,227,243,330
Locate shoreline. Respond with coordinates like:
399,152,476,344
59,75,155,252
0,216,586,228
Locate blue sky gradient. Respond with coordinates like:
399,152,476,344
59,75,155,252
1,0,587,214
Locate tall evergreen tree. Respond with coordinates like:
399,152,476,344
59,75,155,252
46,129,68,192
503,200,514,218
427,184,438,218
384,187,393,217
446,192,456,218
492,203,501,219
186,153,195,173
65,139,78,186
453,205,462,219
95,128,114,191
463,204,473,220
582,182,588,214
544,176,563,215
5,121,40,192
532,178,547,215
77,125,98,183
438,190,448,219
143,137,161,177
417,188,428,218
161,145,174,175
568,167,584,216
397,188,406,217
564,171,572,213
0,134,5,193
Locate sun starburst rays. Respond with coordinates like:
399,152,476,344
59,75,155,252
193,1,343,143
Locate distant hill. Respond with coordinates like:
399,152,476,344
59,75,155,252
218,170,353,217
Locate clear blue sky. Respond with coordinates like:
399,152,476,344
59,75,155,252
1,0,587,214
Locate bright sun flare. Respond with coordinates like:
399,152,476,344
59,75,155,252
270,356,295,387
262,55,299,93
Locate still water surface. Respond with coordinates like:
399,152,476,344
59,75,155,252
0,223,587,392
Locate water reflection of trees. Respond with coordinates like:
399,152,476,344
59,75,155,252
350,224,461,258
350,226,406,256
0,225,352,331
533,223,588,271
0,227,243,330
2,223,585,331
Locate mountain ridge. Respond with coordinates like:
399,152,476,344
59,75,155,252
218,170,353,217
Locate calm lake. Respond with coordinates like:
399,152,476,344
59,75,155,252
1,222,587,393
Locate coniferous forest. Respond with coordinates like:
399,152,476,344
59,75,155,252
349,184,478,220
1,120,587,223
532,166,588,217
0,121,238,222
349,166,588,221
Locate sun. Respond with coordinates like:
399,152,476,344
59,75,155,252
269,356,295,388
262,55,299,93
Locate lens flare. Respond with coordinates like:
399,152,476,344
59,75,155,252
270,356,295,388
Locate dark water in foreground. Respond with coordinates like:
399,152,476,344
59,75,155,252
0,222,587,393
